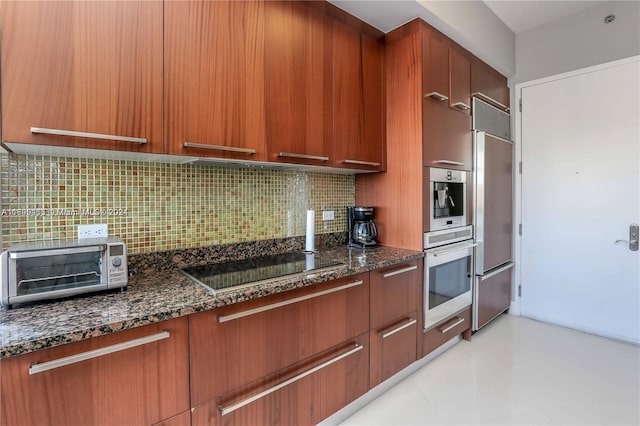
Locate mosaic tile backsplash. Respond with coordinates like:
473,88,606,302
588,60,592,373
0,154,354,253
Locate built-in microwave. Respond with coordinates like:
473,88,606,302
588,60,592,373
427,168,467,232
0,237,127,307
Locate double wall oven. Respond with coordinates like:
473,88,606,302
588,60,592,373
423,168,475,331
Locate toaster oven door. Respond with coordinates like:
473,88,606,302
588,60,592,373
9,246,106,303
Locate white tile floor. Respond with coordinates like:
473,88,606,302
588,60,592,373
340,315,640,426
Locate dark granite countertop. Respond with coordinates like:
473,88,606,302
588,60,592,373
0,245,423,359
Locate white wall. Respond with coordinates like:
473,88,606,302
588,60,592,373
513,1,640,85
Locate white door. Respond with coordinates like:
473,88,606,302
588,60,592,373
519,58,640,344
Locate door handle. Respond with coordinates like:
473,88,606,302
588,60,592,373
615,223,638,251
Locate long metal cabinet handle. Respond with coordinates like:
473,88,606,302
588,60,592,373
434,160,464,166
342,159,381,167
219,343,363,416
472,92,510,112
382,265,417,278
28,331,170,375
218,280,364,323
277,152,329,162
30,127,146,144
183,142,256,155
380,318,417,339
452,102,471,111
424,92,448,101
439,317,465,334
480,263,514,281
432,243,477,257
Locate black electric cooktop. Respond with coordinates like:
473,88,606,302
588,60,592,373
181,252,342,294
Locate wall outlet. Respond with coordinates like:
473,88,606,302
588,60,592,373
322,211,335,221
78,224,108,239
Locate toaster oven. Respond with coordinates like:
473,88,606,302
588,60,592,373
0,237,127,307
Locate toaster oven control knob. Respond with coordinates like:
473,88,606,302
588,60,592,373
112,257,122,268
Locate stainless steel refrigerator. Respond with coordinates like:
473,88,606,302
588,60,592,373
472,97,513,331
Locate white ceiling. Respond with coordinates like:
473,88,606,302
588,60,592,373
484,1,608,34
329,0,609,35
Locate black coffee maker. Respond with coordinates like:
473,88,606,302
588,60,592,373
347,206,378,248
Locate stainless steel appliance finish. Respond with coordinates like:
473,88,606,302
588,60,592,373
472,97,514,331
428,168,467,232
0,237,127,307
423,225,474,331
347,206,378,248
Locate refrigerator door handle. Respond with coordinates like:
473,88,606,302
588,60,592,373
479,262,514,281
473,131,486,276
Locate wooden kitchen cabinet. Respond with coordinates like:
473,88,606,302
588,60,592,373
369,260,421,388
471,56,510,111
189,273,369,407
475,266,512,330
191,335,369,426
332,23,385,171
421,27,472,171
265,1,333,166
0,318,189,426
449,46,472,114
421,307,471,357
1,0,163,152
164,0,266,160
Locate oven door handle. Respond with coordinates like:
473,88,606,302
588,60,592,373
431,243,477,257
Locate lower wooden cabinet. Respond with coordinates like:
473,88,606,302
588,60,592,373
475,265,512,330
153,410,192,426
0,317,190,426
191,335,370,426
370,314,418,388
421,307,472,357
189,273,370,406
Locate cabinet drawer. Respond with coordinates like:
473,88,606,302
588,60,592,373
191,335,369,426
475,265,512,330
421,307,471,357
0,318,190,426
370,314,418,388
370,260,420,329
189,273,369,405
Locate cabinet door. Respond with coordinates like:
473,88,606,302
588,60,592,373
370,315,417,388
265,1,332,166
191,336,369,426
0,318,189,426
332,24,385,171
422,99,472,171
471,57,510,110
1,1,163,152
370,260,420,329
189,273,369,406
422,28,449,103
165,0,266,160
449,46,472,114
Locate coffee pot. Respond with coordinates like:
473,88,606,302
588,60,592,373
347,206,378,248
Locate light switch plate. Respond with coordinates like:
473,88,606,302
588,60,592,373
322,211,335,221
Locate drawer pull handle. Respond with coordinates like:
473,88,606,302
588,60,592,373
30,127,147,144
434,160,464,166
431,243,477,257
183,142,256,155
277,152,329,162
472,92,510,112
380,318,417,339
218,280,364,323
219,343,363,416
28,331,170,375
342,159,381,167
424,91,448,101
382,265,417,278
452,102,471,111
439,317,465,334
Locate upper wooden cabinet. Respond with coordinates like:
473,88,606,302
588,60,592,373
449,46,472,114
422,28,449,104
471,56,510,111
264,1,333,166
164,0,266,160
332,23,385,171
1,1,163,153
